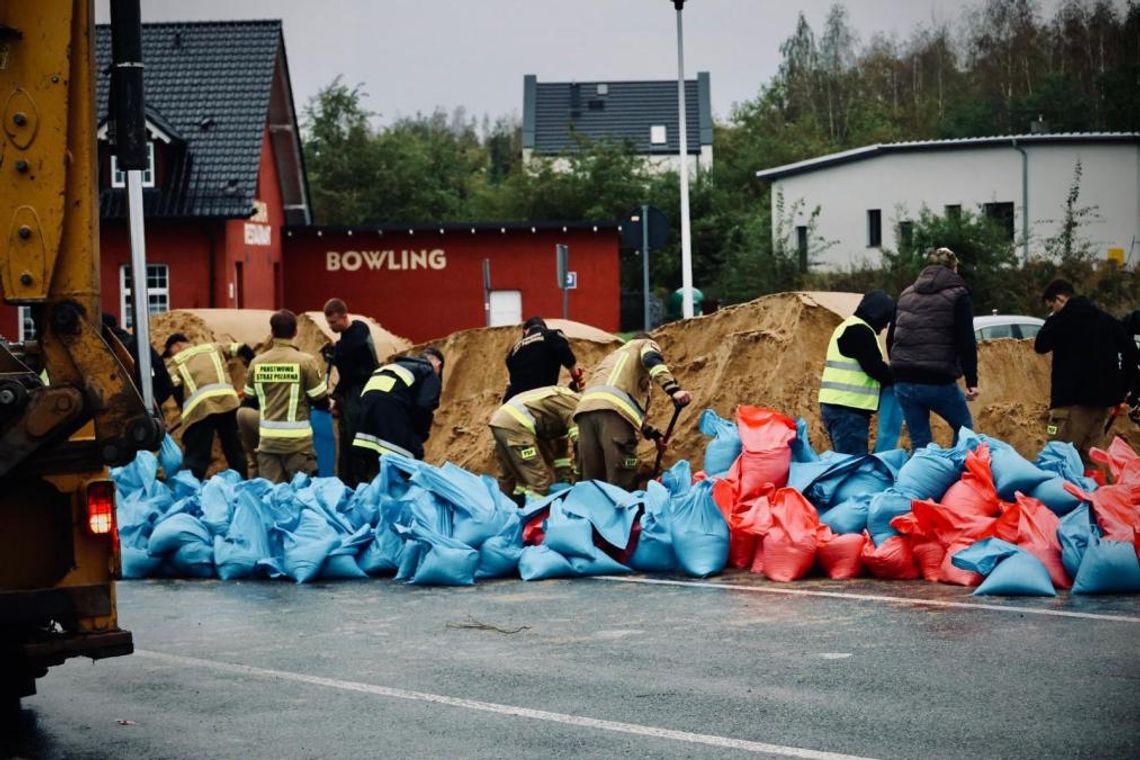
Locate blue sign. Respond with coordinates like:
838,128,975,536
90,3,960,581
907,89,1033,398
565,271,578,290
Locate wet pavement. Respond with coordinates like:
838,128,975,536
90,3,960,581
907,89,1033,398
4,572,1139,759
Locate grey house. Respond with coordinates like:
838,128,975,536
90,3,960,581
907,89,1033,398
522,73,713,175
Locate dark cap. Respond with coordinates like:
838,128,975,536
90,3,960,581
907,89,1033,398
523,316,546,332
164,332,189,355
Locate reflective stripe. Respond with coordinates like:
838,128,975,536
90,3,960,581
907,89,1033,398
819,316,881,412
553,458,572,468
172,344,218,363
638,340,661,358
261,419,310,430
259,426,313,440
567,425,579,440
243,385,255,396
501,403,536,433
178,363,196,394
607,351,629,386
648,364,670,378
209,350,226,385
582,383,645,427
307,380,328,399
825,359,862,371
288,382,300,422
820,380,880,396
181,384,238,421
363,375,397,394
352,433,414,459
378,363,415,385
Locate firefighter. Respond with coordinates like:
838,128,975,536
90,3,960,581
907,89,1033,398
236,406,261,479
504,317,582,400
489,385,580,503
573,334,691,490
165,333,253,480
351,347,445,482
241,310,329,484
322,298,379,487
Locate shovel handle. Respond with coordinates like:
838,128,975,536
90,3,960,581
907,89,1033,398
650,401,685,480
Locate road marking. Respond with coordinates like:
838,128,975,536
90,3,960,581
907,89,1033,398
593,576,1140,624
136,649,881,760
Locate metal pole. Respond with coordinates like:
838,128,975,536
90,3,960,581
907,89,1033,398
126,170,154,411
562,252,569,321
675,3,694,319
482,258,492,327
642,204,651,331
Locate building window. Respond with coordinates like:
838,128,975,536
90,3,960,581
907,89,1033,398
120,263,169,329
110,141,155,189
795,225,808,269
596,83,608,96
867,209,882,248
898,220,915,250
650,125,667,145
17,306,36,342
945,204,961,221
983,202,1015,241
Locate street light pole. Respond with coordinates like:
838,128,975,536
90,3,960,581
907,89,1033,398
673,0,693,319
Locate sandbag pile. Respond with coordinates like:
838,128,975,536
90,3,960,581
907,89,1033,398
700,403,1140,596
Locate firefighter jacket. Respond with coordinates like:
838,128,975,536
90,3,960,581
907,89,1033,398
352,356,441,460
504,327,576,400
169,342,241,427
490,385,580,443
243,339,329,454
574,338,680,429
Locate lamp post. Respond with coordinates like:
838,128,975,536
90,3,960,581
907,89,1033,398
671,0,694,319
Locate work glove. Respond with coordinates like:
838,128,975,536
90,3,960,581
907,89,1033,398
569,366,585,392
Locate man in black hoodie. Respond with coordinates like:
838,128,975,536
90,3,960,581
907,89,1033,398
818,290,895,454
1034,280,1138,463
323,298,379,486
888,247,979,450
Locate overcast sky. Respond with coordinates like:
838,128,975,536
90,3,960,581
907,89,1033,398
99,1,1062,128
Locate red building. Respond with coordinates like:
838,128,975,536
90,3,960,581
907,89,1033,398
283,223,621,343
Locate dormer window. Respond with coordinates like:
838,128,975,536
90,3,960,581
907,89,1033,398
111,141,155,189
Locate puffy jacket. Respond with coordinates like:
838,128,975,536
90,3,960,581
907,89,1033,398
889,265,977,386
1035,296,1139,408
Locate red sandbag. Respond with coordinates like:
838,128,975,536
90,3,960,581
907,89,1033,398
899,499,997,548
713,461,762,569
817,527,866,579
1005,494,1071,589
938,540,984,586
736,406,796,494
940,443,1000,517
1089,484,1140,546
1090,436,1139,484
888,512,944,581
761,488,819,581
862,533,920,580
522,506,550,545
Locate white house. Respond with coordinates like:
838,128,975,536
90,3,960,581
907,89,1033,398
755,133,1140,271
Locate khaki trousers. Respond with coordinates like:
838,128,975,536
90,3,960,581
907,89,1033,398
236,407,260,478
491,425,553,498
1047,405,1110,466
575,409,639,491
258,449,318,485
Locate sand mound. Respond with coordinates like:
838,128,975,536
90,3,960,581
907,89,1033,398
409,320,622,472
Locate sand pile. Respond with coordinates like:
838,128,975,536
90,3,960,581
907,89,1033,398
411,320,622,472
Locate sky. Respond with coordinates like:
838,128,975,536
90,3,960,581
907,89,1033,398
98,0,1063,128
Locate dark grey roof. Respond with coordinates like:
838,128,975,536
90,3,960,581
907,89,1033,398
523,74,712,156
96,20,283,219
286,220,621,237
755,132,1140,181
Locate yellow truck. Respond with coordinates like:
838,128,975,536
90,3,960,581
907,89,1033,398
0,0,162,709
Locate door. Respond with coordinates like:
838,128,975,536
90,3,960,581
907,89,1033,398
488,290,522,327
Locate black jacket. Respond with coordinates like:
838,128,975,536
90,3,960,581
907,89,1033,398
1034,296,1139,408
356,356,441,459
838,290,895,390
110,325,174,407
504,327,576,400
888,265,978,387
331,320,378,398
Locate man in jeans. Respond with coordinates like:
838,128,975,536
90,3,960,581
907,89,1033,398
887,247,979,450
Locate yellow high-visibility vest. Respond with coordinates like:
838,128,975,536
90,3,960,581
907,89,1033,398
818,316,882,412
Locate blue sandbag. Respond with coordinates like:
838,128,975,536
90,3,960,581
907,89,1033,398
170,541,216,578
199,478,235,536
543,504,596,559
279,509,340,583
661,459,693,496
787,451,853,493
476,513,523,579
983,436,1052,500
1057,504,1094,580
973,551,1056,597
699,409,741,476
148,513,212,556
358,524,405,575
412,462,506,548
214,491,273,580
820,496,870,535
875,448,910,474
790,417,820,463
867,489,911,545
121,547,161,579
394,540,426,581
158,433,183,477
895,445,963,500
519,545,579,581
1035,441,1098,491
111,450,159,495
669,479,728,578
560,481,640,551
319,525,372,580
1029,476,1084,516
400,524,479,587
951,538,1023,576
169,470,201,501
629,482,676,572
1072,531,1140,594
874,386,904,452
568,546,631,576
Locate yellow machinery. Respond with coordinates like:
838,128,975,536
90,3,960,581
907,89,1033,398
0,0,161,708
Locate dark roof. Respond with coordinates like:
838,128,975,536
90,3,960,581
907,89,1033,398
285,220,621,237
755,132,1140,181
523,74,712,156
96,20,283,219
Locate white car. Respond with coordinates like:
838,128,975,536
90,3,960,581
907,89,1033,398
973,314,1045,341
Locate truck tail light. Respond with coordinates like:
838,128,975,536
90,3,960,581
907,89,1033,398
86,481,115,535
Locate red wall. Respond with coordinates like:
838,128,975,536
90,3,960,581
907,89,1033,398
100,221,222,318
283,227,621,342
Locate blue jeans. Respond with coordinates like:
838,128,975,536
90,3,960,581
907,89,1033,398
820,403,871,455
894,381,973,451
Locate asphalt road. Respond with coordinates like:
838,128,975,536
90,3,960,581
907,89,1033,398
4,573,1139,759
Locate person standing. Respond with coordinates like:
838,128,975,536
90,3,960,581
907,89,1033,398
489,385,580,503
323,298,378,486
818,290,895,455
351,348,444,482
1034,280,1139,463
165,333,252,479
887,247,978,450
573,335,691,490
102,313,174,408
504,317,582,400
242,310,329,483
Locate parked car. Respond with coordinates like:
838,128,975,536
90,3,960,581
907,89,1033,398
973,314,1045,341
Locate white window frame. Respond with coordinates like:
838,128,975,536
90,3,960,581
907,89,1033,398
17,305,35,342
650,125,667,145
111,141,155,189
120,263,170,329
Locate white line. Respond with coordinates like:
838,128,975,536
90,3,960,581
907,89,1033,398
136,649,880,760
593,576,1140,624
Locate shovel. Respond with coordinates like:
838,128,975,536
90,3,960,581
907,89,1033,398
649,401,685,480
